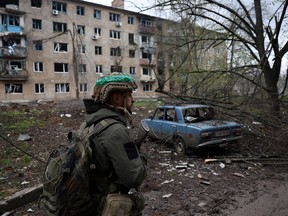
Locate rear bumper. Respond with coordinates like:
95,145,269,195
196,136,243,149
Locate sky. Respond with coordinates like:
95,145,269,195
83,0,159,16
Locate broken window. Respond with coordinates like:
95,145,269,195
78,44,86,54
35,83,44,93
154,108,165,120
33,40,43,50
31,0,41,8
5,83,23,93
77,25,85,35
55,83,69,93
111,65,122,72
94,10,101,19
129,33,135,44
54,42,68,52
53,22,67,32
52,1,67,13
54,63,68,73
129,50,135,58
142,68,152,76
32,19,42,29
79,64,86,73
9,16,20,26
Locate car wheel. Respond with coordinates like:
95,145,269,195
174,137,186,155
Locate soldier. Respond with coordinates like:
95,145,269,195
83,72,148,215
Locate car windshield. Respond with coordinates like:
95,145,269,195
183,107,214,123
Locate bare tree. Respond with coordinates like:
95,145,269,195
152,0,288,116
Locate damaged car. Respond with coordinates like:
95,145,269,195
142,104,243,155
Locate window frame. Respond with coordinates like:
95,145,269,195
53,22,67,32
128,16,134,24
95,46,102,55
143,83,152,92
33,40,43,51
77,25,85,35
55,83,70,93
32,19,42,29
129,67,136,75
54,42,68,53
35,83,45,93
76,6,85,16
52,1,67,13
79,64,87,73
33,62,44,72
110,30,121,39
54,63,68,73
5,83,23,94
110,47,121,56
94,9,101,19
109,13,121,22
95,64,103,73
79,83,88,92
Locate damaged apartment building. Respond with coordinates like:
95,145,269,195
0,0,170,102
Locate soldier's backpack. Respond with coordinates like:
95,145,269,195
40,118,118,216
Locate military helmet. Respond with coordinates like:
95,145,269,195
92,72,137,102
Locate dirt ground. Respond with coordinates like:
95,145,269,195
0,99,288,216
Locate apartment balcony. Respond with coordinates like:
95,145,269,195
140,58,156,66
0,25,22,33
0,46,27,59
0,68,28,81
140,75,156,83
139,24,156,34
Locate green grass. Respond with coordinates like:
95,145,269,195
0,110,46,132
134,99,164,109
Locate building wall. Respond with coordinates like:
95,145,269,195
0,0,161,102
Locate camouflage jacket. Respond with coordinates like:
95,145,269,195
83,99,147,194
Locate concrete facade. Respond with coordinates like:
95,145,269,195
0,0,164,102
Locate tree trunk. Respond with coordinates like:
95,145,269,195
263,68,280,115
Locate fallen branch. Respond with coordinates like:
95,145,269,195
204,157,288,165
0,184,43,213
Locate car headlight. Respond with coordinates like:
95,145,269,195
201,132,212,138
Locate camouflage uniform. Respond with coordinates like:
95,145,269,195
83,73,147,215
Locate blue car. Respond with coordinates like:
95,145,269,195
142,104,243,155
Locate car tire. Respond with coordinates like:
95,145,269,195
174,137,186,155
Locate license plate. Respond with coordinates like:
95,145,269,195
215,130,230,137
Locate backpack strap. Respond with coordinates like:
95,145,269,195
86,118,121,164
88,118,121,140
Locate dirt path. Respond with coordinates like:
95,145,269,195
231,179,288,216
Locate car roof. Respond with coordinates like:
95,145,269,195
160,104,210,109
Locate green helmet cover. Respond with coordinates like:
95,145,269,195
96,74,135,86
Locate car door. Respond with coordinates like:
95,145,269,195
148,108,165,140
161,108,178,143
